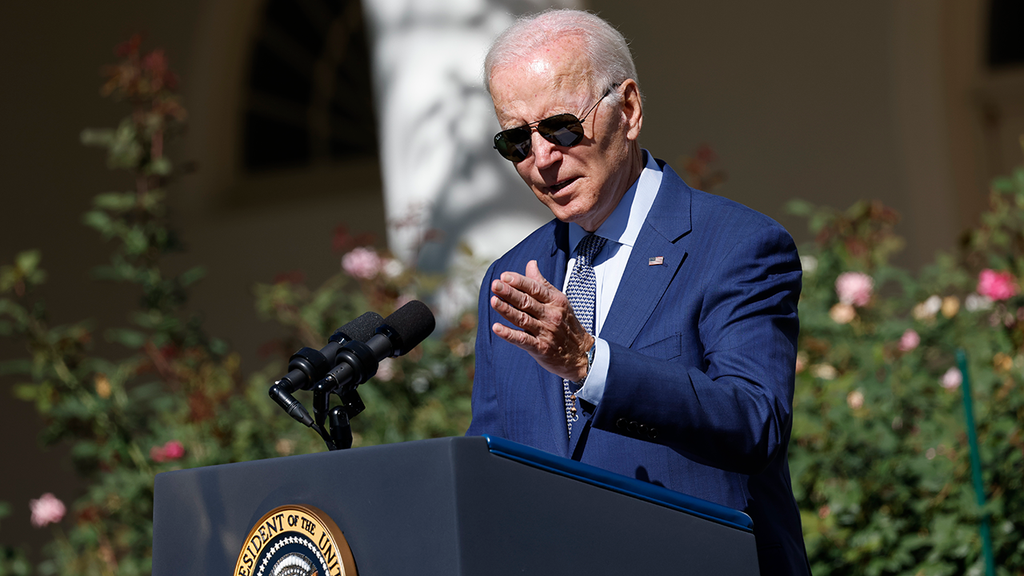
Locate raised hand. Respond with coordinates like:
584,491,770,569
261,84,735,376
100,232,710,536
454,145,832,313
489,260,593,382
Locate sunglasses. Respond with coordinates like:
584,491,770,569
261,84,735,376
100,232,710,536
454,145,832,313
493,84,617,163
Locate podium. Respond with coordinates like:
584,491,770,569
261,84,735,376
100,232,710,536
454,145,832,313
153,435,759,575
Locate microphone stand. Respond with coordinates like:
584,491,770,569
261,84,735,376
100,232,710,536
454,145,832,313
313,379,366,451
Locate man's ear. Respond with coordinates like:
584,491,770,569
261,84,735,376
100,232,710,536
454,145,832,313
620,79,643,141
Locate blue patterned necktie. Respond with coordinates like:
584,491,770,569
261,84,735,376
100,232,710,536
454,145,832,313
563,233,607,438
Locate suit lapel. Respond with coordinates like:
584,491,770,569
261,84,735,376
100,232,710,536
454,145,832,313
601,163,693,348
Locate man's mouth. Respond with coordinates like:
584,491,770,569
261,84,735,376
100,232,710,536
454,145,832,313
549,178,577,193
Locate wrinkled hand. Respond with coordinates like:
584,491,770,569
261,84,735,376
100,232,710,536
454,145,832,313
490,260,593,382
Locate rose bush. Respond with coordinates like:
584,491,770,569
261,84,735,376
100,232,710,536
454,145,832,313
788,193,1024,575
0,39,476,575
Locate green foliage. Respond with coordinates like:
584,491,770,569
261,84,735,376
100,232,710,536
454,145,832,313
0,37,474,575
790,182,1024,574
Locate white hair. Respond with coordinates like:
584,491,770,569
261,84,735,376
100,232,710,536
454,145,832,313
484,9,639,103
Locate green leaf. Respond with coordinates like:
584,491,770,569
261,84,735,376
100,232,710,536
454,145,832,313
106,328,147,349
93,192,137,212
148,157,172,176
13,382,43,402
179,266,205,287
209,337,228,356
0,299,29,323
80,127,115,147
70,441,99,462
15,250,41,273
82,210,114,234
123,227,150,255
787,199,815,217
107,119,143,169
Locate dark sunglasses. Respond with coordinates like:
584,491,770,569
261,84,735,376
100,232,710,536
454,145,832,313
493,84,618,163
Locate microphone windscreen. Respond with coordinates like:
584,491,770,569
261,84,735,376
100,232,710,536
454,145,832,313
382,300,436,355
329,311,385,344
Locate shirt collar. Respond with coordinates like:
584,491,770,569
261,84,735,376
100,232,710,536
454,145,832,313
568,149,663,254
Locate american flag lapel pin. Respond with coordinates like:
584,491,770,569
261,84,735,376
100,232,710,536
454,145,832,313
648,256,664,266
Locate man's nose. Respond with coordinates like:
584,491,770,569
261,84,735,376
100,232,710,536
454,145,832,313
531,131,562,169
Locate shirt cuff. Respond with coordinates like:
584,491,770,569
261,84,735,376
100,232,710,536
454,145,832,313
577,338,609,406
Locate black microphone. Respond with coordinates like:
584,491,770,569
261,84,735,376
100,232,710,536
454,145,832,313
275,311,385,393
318,300,436,396
270,311,385,427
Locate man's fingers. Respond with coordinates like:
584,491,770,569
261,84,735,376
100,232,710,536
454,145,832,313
492,275,545,319
498,261,556,304
490,294,538,333
492,321,532,347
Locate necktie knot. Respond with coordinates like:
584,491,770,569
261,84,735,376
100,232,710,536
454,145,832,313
576,234,607,271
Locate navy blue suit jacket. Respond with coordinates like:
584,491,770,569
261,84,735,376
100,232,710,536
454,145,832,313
468,160,810,576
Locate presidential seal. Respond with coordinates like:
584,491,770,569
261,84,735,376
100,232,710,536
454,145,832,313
234,505,357,576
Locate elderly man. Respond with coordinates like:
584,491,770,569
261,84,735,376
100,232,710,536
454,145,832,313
467,9,809,576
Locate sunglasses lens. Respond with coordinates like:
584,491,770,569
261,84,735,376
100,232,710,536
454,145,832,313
492,113,586,162
494,127,532,162
537,114,584,147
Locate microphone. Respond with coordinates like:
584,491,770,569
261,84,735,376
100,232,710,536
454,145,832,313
318,300,436,396
275,311,385,393
270,311,385,427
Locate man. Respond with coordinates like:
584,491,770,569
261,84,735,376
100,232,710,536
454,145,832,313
467,9,810,575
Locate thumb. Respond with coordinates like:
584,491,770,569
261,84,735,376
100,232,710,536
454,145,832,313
525,260,553,287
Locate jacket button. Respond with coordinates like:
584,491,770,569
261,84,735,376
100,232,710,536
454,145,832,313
626,421,638,433
616,418,627,429
647,427,658,439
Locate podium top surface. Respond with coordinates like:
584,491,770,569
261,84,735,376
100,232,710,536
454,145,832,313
482,435,753,532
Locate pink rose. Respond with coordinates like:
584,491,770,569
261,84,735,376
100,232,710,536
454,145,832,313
977,269,1018,301
162,440,185,460
341,247,382,280
835,272,874,307
151,440,185,463
940,367,962,390
898,329,920,352
30,493,66,528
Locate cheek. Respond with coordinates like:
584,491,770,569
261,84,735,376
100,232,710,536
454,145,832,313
514,161,534,184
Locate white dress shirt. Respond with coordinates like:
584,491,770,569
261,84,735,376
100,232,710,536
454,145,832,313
562,150,663,405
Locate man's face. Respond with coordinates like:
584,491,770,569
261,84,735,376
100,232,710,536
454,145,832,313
489,41,640,232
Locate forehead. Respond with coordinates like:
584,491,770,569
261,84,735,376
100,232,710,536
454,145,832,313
489,40,593,124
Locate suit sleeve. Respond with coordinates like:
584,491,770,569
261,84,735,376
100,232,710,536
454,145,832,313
465,260,505,437
591,222,801,476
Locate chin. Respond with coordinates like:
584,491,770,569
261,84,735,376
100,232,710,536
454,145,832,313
545,203,584,224
538,195,588,222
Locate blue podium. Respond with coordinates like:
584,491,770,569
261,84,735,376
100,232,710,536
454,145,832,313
153,435,759,575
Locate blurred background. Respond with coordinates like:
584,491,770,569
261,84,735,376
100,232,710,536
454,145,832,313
2,0,1023,566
